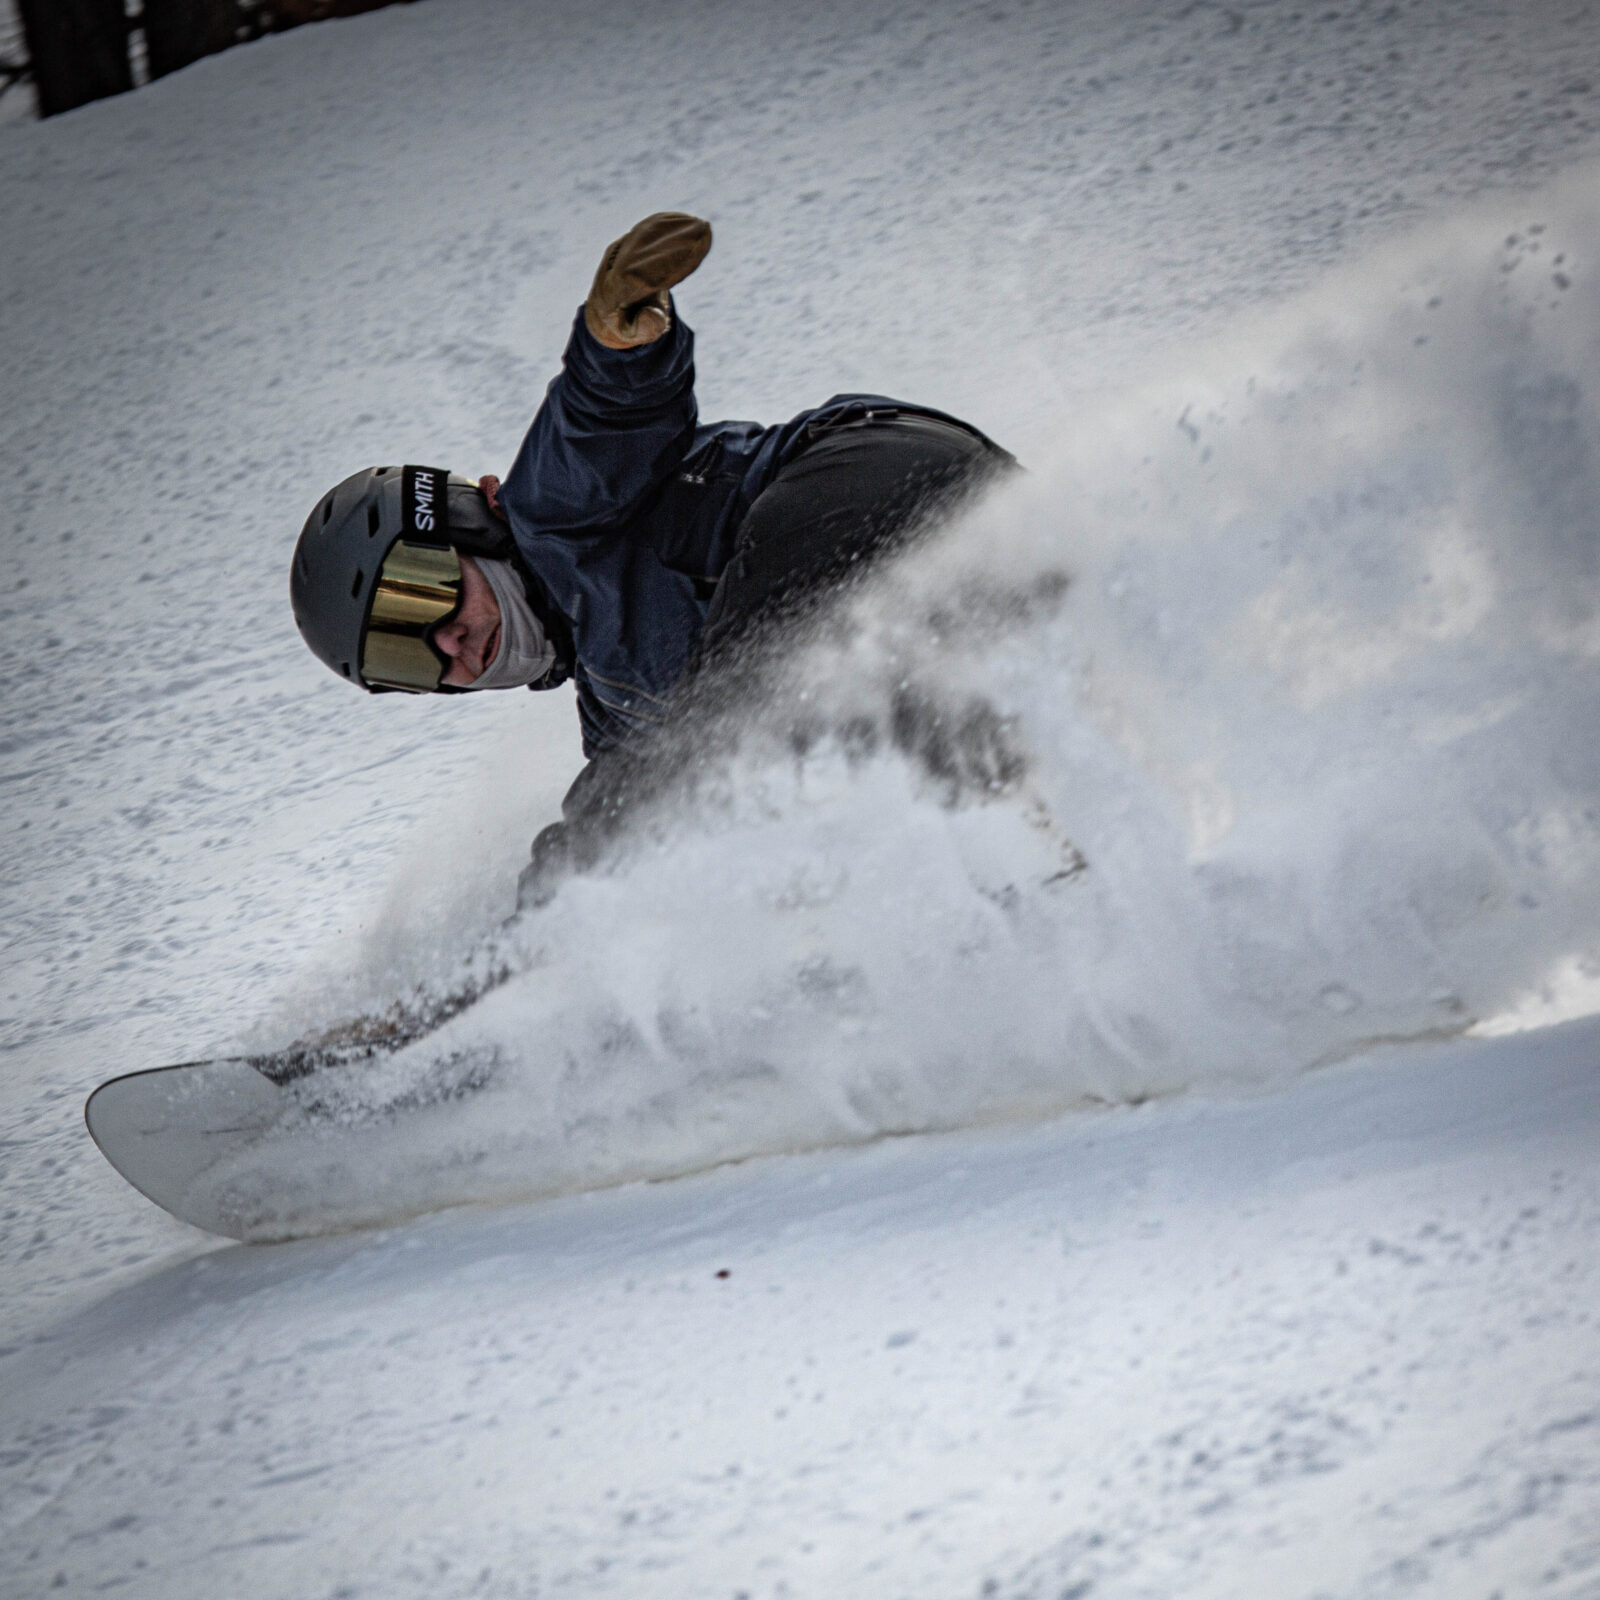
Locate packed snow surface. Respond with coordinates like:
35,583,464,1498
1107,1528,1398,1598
3,0,1600,1593
7,1020,1600,1598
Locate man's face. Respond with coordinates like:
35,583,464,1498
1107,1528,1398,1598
432,554,502,686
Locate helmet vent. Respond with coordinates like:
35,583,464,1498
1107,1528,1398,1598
321,499,333,526
367,505,380,538
340,662,351,678
350,569,363,598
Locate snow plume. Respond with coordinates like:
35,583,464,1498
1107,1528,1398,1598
231,167,1600,1235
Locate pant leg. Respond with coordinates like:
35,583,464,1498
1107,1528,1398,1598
697,411,1013,662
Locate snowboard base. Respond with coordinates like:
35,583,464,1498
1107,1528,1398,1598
87,1060,290,1239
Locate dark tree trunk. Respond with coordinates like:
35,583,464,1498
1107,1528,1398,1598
142,0,240,81
16,0,131,117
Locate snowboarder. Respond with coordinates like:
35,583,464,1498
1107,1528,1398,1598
290,213,1014,904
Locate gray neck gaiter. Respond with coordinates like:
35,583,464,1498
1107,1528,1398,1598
464,557,556,691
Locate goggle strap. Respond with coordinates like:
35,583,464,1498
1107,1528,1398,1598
402,465,452,542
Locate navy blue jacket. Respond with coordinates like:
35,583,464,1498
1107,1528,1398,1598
499,303,918,757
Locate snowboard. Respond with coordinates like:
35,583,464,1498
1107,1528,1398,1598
85,977,504,1241
87,1057,292,1239
87,791,1089,1242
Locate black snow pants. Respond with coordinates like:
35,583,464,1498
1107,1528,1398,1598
518,409,1015,907
696,407,1011,662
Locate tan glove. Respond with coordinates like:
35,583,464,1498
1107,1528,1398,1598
584,212,713,350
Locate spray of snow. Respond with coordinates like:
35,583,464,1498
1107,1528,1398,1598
211,167,1600,1235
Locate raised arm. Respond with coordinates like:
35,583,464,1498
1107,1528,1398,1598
498,214,714,539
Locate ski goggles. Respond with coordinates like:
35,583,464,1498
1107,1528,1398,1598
360,539,463,693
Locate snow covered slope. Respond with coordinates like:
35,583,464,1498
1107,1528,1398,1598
3,0,1600,1593
6,1018,1600,1598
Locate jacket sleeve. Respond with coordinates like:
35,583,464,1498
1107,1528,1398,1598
499,302,699,538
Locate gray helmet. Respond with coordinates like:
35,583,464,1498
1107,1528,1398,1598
290,465,515,692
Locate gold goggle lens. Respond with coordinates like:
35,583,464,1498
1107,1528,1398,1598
361,540,463,692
